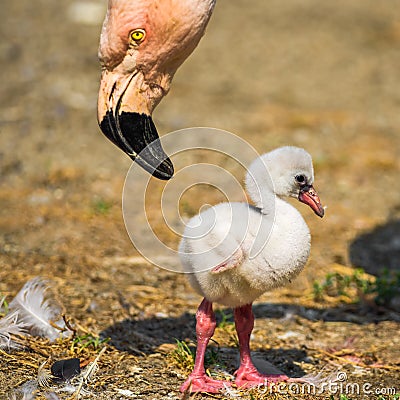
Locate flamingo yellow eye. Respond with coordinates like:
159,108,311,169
130,29,146,44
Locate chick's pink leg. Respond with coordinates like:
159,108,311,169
234,304,288,388
180,298,230,393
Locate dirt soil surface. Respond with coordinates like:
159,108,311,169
1,1,400,399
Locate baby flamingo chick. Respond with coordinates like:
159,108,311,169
179,146,324,393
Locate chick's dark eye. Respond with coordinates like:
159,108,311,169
295,174,306,184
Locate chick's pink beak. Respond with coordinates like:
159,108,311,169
298,185,324,218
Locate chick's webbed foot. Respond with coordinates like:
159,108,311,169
235,365,288,388
180,373,231,393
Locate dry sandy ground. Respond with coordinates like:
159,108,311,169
0,0,399,399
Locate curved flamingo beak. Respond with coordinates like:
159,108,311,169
97,69,174,180
298,185,325,218
97,0,216,180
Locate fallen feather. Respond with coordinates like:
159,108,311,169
0,303,26,351
9,277,71,342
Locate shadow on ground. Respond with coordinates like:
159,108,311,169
101,302,400,354
100,309,308,377
349,217,400,275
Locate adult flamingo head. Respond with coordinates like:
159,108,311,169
98,0,216,179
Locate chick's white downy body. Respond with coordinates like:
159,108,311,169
178,146,324,393
180,199,311,307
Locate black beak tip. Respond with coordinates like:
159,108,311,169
157,159,174,180
99,111,174,180
136,156,174,180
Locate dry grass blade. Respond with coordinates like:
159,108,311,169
72,346,107,399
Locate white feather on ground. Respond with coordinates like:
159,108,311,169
10,380,38,400
8,277,71,342
37,360,52,388
10,361,53,399
0,297,26,350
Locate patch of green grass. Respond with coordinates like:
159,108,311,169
216,309,233,329
169,339,195,371
92,198,113,215
205,339,226,371
169,338,226,373
373,269,400,306
205,346,220,370
313,268,400,307
70,333,110,353
215,309,239,348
